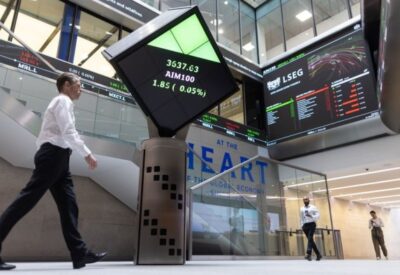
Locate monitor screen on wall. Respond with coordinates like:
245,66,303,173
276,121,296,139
103,7,238,137
263,25,379,146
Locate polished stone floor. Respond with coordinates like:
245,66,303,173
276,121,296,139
2,260,399,275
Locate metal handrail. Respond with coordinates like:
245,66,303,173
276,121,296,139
189,153,327,192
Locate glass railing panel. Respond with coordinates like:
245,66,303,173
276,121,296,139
191,177,263,256
186,145,217,189
189,156,336,257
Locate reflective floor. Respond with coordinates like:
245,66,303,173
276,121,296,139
4,260,399,275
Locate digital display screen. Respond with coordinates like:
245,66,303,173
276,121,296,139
106,7,238,136
194,113,267,146
263,27,379,146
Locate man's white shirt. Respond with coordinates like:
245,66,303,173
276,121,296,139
369,217,384,229
36,93,91,157
300,204,320,227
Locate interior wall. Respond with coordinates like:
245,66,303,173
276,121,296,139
0,157,136,262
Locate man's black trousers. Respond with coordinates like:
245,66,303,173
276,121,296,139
0,143,87,260
302,222,321,256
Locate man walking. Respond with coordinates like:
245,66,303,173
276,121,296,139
369,210,388,260
300,196,322,261
0,72,107,270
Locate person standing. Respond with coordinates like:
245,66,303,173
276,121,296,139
300,196,322,261
369,210,388,260
0,72,107,270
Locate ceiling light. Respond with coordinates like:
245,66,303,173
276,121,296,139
288,166,400,189
354,194,400,202
372,200,400,205
218,28,224,34
224,1,228,4
296,10,312,22
210,19,222,25
333,187,400,198
243,42,255,52
313,177,400,193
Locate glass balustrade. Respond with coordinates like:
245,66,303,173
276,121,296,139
187,154,339,257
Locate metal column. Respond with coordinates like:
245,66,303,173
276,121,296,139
135,137,187,264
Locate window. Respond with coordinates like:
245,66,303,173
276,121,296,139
217,0,240,53
192,0,217,38
313,0,349,35
219,83,244,123
350,0,360,17
240,2,257,62
160,0,190,12
282,0,314,50
74,11,118,78
256,0,284,63
0,0,16,41
206,82,244,124
138,0,159,9
5,0,64,58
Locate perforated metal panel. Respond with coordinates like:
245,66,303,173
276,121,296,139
135,138,187,264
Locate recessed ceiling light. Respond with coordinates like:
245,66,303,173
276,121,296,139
296,10,312,22
333,187,400,198
243,42,255,51
224,1,228,4
288,166,400,189
218,28,224,34
372,200,400,205
210,19,222,25
314,177,400,193
354,194,400,201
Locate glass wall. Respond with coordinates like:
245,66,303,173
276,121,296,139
217,0,240,54
313,0,349,35
208,81,244,124
282,0,314,50
350,0,360,17
189,156,335,257
240,2,257,62
1,0,64,58
138,0,159,9
219,86,244,124
256,0,284,63
257,0,360,63
160,0,190,12
192,0,217,38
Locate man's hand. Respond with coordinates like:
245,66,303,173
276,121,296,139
85,154,97,170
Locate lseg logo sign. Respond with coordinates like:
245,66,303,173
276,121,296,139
266,68,304,92
267,77,281,91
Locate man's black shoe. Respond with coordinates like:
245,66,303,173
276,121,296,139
304,254,312,261
73,250,107,269
316,254,322,261
0,257,16,270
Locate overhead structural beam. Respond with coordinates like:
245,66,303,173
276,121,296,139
78,26,119,67
0,0,16,29
39,19,62,52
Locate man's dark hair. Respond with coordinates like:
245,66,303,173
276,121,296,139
56,72,79,93
370,210,376,214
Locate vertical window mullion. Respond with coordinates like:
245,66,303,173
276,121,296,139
8,0,21,42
